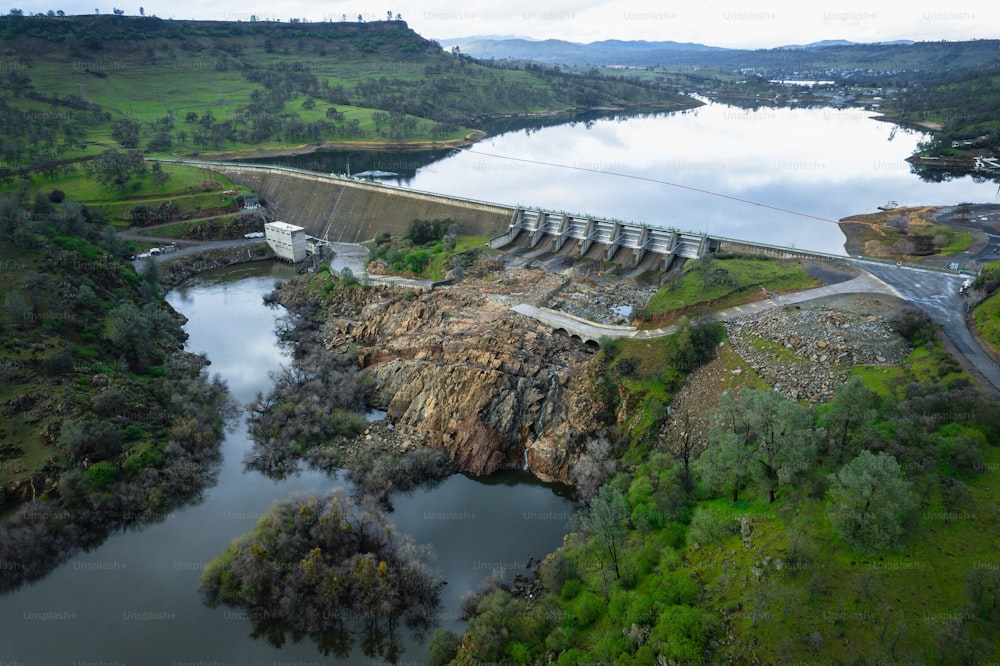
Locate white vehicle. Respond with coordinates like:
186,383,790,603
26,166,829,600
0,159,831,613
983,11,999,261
244,231,265,239
136,252,151,259
149,247,162,255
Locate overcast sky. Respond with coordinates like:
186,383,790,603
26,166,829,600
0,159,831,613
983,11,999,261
12,0,998,49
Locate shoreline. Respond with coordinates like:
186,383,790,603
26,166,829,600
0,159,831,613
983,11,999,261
193,130,489,162
157,243,279,291
179,101,700,162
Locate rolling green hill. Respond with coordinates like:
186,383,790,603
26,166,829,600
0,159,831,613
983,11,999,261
0,14,696,180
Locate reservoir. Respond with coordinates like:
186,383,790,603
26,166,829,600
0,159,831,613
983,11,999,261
2,99,998,664
0,263,574,665
253,101,999,254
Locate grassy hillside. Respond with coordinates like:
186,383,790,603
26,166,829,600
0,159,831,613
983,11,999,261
442,319,1000,666
0,14,696,178
0,179,235,591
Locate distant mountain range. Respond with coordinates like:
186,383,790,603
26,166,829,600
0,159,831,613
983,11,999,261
440,36,995,73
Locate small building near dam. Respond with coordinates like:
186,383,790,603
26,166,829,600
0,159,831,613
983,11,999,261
265,221,308,262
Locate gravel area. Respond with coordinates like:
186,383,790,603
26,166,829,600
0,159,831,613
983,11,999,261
548,282,657,325
725,303,910,402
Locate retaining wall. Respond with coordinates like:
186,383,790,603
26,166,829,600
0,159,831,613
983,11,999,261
171,161,516,243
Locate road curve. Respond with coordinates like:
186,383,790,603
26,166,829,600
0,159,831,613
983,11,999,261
512,261,1000,395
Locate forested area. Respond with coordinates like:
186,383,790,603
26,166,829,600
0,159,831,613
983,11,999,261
442,324,1000,665
0,188,235,591
0,14,692,174
200,491,444,657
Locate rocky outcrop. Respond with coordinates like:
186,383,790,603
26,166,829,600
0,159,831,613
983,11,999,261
317,271,603,483
158,244,276,290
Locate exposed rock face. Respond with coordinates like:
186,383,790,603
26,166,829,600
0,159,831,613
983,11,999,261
318,273,602,482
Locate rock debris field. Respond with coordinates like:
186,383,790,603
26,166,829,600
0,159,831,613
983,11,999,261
725,305,910,402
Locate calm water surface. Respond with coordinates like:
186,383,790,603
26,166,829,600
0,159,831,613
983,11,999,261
261,102,999,254
0,262,574,665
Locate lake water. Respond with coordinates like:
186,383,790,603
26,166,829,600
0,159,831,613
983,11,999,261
0,263,574,665
253,101,999,254
4,99,999,665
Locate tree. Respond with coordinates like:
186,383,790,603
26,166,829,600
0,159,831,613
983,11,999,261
89,149,146,192
569,436,617,503
580,485,628,580
826,450,916,551
821,376,877,463
698,389,815,503
4,291,32,329
661,408,699,483
697,430,754,503
427,628,461,666
150,162,170,188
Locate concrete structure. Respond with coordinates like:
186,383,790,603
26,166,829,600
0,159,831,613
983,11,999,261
154,159,958,276
491,207,709,270
158,160,515,243
265,221,308,262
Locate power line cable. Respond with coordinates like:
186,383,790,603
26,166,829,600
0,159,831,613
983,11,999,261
464,148,843,225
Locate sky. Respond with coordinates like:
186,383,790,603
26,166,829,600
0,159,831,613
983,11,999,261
11,0,998,49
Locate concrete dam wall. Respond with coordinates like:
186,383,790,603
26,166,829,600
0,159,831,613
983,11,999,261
201,162,516,243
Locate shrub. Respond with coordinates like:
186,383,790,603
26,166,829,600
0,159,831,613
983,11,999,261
427,628,461,666
564,591,604,629
87,460,120,489
686,505,735,547
406,218,453,245
540,549,580,595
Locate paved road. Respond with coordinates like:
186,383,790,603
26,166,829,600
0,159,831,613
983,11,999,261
127,236,266,269
513,271,901,341
513,261,1000,394
855,260,1000,393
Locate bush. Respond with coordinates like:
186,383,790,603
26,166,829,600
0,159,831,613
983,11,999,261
427,628,461,666
540,549,580,595
686,505,735,547
891,308,936,345
58,419,125,461
86,460,120,489
564,591,604,629
41,349,75,375
406,218,453,245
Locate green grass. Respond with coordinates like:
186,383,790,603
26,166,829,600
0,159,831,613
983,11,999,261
851,338,971,399
371,234,492,281
643,256,818,325
973,289,1000,358
31,164,245,204
134,214,244,239
0,16,692,172
930,226,975,256
425,236,490,281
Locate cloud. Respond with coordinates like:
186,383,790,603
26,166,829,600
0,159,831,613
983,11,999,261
12,0,998,48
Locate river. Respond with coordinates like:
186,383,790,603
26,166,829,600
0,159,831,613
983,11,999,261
4,99,999,665
0,262,574,665
250,101,999,254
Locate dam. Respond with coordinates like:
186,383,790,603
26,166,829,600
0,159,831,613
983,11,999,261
170,160,857,271
174,161,516,243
